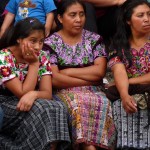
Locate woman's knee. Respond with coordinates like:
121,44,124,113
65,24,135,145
32,99,68,114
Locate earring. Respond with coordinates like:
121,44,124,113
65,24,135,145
17,39,20,43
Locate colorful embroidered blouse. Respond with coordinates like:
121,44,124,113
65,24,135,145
0,49,52,89
108,42,150,78
44,30,107,69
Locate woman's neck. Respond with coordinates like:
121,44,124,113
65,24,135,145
9,46,25,63
130,33,149,51
57,29,82,46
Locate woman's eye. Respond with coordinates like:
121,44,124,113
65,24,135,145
39,41,44,44
70,13,75,17
80,12,85,17
137,14,143,17
31,40,36,43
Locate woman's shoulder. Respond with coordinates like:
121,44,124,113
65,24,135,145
0,48,12,59
0,48,11,54
83,30,103,47
0,48,15,67
83,29,101,41
44,32,62,46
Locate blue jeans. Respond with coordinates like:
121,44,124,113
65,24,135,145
0,106,4,129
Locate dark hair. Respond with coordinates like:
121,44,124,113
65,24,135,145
109,0,150,65
0,17,45,49
55,0,86,30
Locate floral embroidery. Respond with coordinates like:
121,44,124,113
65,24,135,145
0,49,52,88
44,30,107,67
46,61,52,72
108,56,121,68
0,66,12,77
109,42,150,78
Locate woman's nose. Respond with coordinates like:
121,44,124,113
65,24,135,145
34,43,40,50
76,15,81,22
144,14,149,22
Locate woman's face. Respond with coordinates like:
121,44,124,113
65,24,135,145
128,4,150,36
18,30,44,56
58,3,85,35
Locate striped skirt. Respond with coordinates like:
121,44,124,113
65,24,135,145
113,100,150,149
0,95,70,150
53,86,116,150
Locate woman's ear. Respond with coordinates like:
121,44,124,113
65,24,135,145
17,39,20,44
127,20,131,25
17,38,22,44
57,14,62,24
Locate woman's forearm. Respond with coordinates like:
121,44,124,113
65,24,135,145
112,64,129,98
34,91,52,100
22,64,39,92
60,57,107,82
5,64,39,98
129,73,150,85
60,65,105,82
52,72,94,89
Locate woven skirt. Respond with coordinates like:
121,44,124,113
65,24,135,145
113,100,150,149
0,95,70,150
53,86,116,150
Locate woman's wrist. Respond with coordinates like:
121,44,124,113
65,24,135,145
29,91,38,100
29,61,39,67
120,90,129,99
128,78,137,84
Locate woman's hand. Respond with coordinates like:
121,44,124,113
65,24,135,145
17,91,37,111
21,42,39,65
121,94,137,113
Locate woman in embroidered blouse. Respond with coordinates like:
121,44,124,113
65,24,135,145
107,0,150,149
44,0,116,150
0,17,70,150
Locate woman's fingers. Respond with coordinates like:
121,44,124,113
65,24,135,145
17,101,32,111
122,96,137,113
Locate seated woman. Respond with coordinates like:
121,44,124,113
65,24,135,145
43,0,116,150
107,0,150,149
0,17,70,150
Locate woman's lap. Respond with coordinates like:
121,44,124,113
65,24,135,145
113,100,150,149
0,95,70,150
53,86,116,149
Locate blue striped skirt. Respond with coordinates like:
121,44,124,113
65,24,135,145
0,95,70,150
